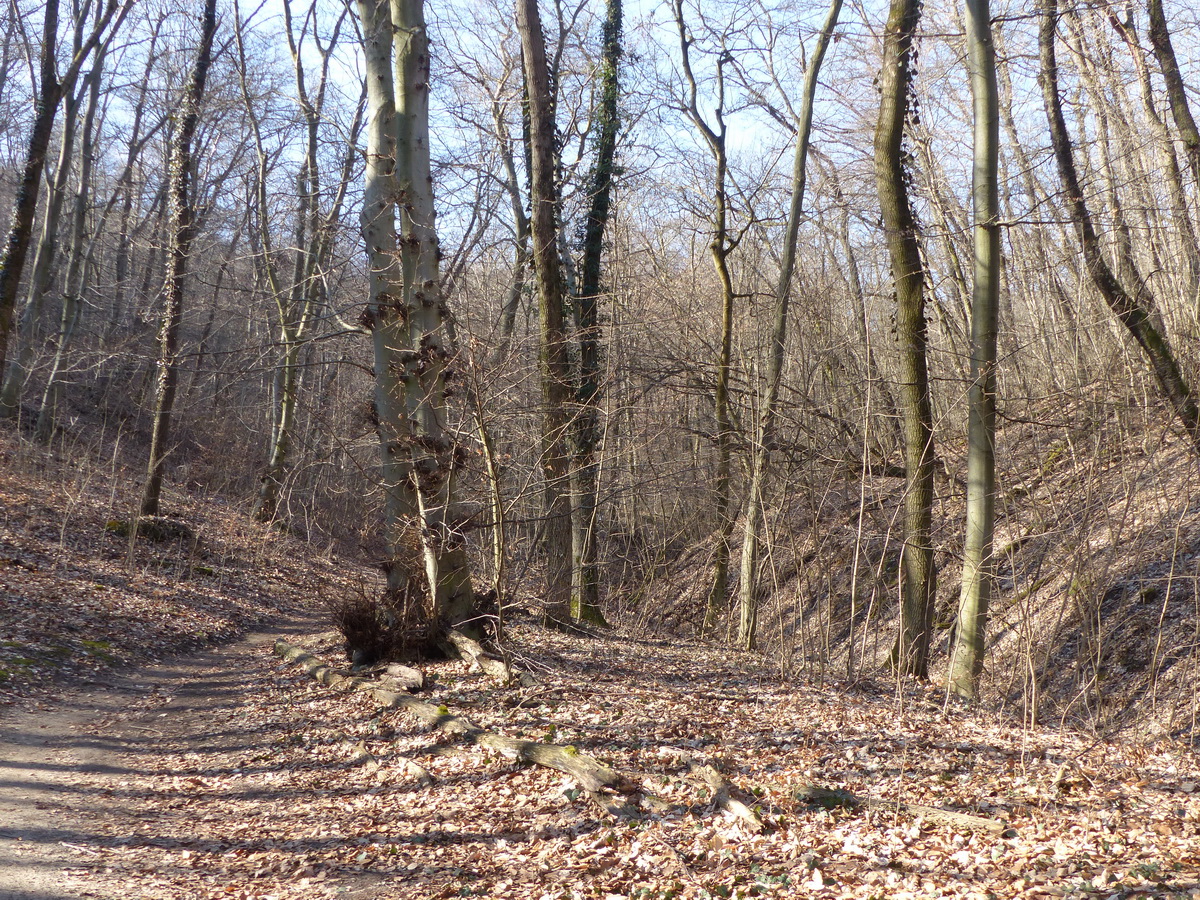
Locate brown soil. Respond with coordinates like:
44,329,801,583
0,614,333,899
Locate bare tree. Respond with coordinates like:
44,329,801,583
948,0,1000,700
1147,0,1200,189
234,0,364,521
0,73,81,417
140,0,219,517
569,0,622,625
517,0,574,620
357,0,478,629
736,0,842,651
0,0,131,385
672,0,740,637
875,0,936,678
1038,0,1200,455
35,36,108,441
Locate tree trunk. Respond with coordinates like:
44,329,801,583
948,0,1000,700
140,0,218,517
0,0,129,384
1037,0,1200,454
874,0,936,678
569,0,623,626
517,0,574,620
671,0,739,639
358,0,416,579
389,0,476,624
736,0,841,651
37,46,107,441
356,0,478,631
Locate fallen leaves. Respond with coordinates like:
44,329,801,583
3,433,1200,898
0,433,358,706
54,621,1195,899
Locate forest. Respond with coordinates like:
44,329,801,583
2,0,1200,897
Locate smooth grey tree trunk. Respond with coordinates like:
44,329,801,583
948,0,1000,700
389,0,476,622
355,0,478,629
493,98,530,361
357,0,415,577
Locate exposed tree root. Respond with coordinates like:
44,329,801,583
380,663,424,692
274,639,637,815
274,638,1016,836
787,783,1015,836
442,628,526,685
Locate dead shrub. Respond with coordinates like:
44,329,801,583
328,578,440,665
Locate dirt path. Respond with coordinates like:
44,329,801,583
0,614,324,900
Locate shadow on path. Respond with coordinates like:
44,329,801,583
0,610,324,898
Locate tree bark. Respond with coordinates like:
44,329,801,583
948,0,1000,700
140,0,218,517
517,0,574,619
874,0,936,678
358,0,415,584
389,0,476,624
736,0,842,652
355,0,479,631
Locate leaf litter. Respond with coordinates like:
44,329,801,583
0,434,1199,898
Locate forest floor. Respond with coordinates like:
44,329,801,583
2,435,1200,899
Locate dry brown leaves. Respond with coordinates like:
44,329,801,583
55,623,1200,900
2,434,1199,899
0,432,360,705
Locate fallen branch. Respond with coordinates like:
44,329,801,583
274,639,637,813
684,759,765,833
788,783,1014,837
